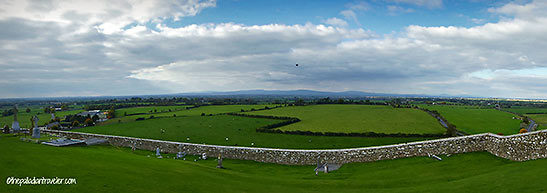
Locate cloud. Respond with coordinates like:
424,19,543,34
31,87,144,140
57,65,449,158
387,5,415,15
341,10,361,26
323,17,349,28
386,0,443,9
0,0,216,34
1,0,547,98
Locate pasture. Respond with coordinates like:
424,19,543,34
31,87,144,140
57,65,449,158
0,109,83,129
75,115,432,149
1,136,546,193
526,114,547,130
419,105,522,134
100,104,280,125
245,105,446,134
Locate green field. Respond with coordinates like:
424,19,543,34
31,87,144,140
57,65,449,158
114,105,192,117
419,105,522,134
76,115,431,149
245,105,446,134
505,107,547,114
0,109,83,128
1,135,546,193
101,105,280,125
526,114,547,130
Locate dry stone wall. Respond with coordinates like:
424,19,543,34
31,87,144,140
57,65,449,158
41,129,547,165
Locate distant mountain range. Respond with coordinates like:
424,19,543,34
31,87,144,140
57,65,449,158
172,89,473,98
0,89,477,101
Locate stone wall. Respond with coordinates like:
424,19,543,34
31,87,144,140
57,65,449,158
41,129,547,165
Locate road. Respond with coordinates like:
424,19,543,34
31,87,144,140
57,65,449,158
527,119,536,132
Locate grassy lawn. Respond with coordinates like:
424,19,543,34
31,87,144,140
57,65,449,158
75,115,431,149
114,105,192,117
1,135,546,193
505,107,547,114
419,105,521,134
0,109,83,128
100,105,280,125
526,114,547,130
245,105,445,134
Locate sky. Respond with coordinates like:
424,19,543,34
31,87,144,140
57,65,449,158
1,0,547,99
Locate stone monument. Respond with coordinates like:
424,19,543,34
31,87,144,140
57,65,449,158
11,105,20,133
216,154,224,169
156,147,162,158
31,115,40,138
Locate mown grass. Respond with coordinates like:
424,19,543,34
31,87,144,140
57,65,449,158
526,114,547,130
75,115,431,149
114,105,192,117
0,109,83,128
245,105,445,134
1,135,546,193
100,105,280,125
419,105,522,134
505,107,547,114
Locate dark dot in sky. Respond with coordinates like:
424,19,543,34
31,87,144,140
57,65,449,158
296,63,299,67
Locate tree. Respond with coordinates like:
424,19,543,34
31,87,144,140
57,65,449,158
84,118,94,126
61,104,69,111
50,124,60,130
25,108,31,113
72,120,80,127
92,115,99,121
44,107,50,113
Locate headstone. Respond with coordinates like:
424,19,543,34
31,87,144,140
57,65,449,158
51,113,55,120
156,147,162,158
31,115,40,138
131,142,136,152
176,152,186,159
216,154,224,169
201,153,207,160
11,105,20,133
2,125,9,134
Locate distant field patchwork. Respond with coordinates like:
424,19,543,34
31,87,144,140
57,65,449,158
419,105,522,134
75,114,433,149
245,105,446,134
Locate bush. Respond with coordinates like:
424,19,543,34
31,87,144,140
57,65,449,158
72,120,80,127
201,113,205,116
519,128,528,133
84,118,94,126
50,125,60,130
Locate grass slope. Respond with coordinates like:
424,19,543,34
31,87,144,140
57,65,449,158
246,105,445,134
114,105,192,117
101,105,279,125
0,109,83,128
526,114,547,130
1,136,546,193
419,105,522,134
75,115,431,149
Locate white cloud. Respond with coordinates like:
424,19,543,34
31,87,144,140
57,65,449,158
341,10,360,26
386,0,443,9
323,17,349,28
2,0,547,98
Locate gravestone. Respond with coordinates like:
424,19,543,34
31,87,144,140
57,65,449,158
3,125,9,134
216,154,224,169
31,115,40,138
11,105,20,133
51,113,55,120
201,153,207,160
176,152,186,159
156,147,162,158
131,141,136,152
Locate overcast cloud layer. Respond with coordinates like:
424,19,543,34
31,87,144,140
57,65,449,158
1,0,547,98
